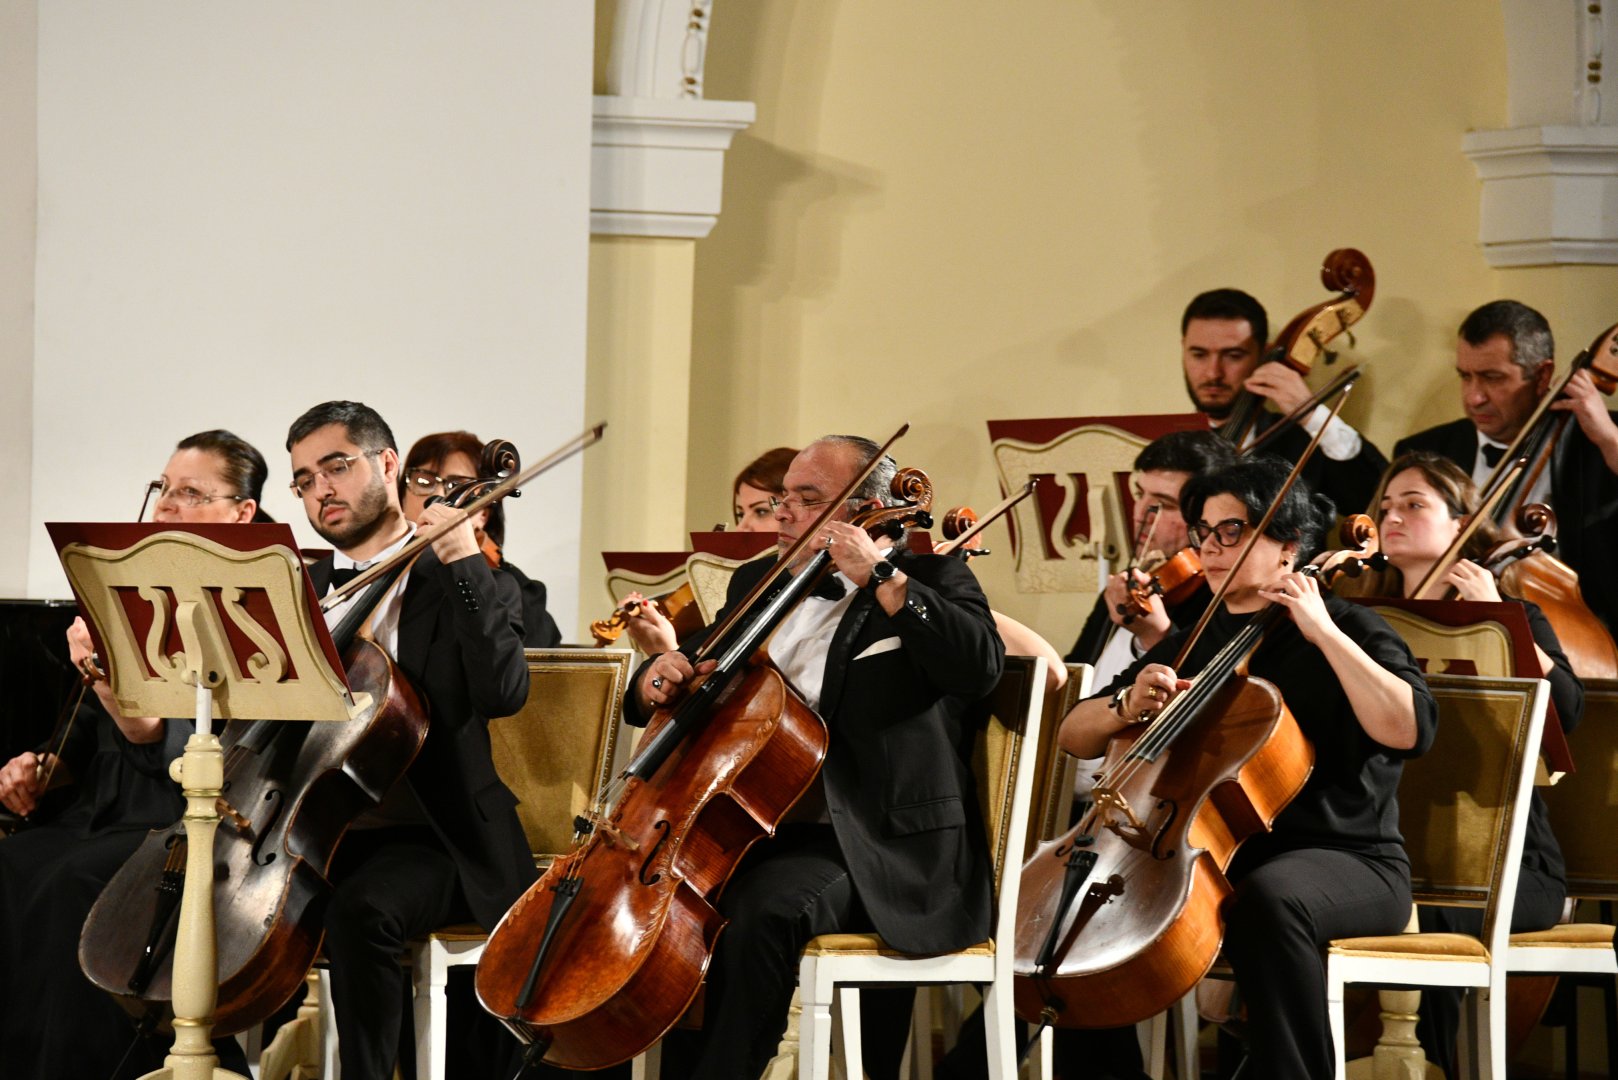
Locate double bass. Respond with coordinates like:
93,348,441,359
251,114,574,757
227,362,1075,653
78,428,603,1035
476,429,933,1070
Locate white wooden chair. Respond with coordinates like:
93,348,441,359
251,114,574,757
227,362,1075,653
1326,673,1550,1080
405,647,632,1080
796,654,1047,1080
1505,676,1618,1076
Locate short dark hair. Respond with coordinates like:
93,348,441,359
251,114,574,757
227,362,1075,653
1181,288,1268,349
1181,456,1337,563
1458,300,1553,375
176,429,274,523
1135,430,1238,477
285,400,397,454
401,430,506,546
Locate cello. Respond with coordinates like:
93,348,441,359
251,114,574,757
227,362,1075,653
475,430,934,1070
78,427,604,1035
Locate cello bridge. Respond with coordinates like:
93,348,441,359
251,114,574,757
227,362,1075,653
1090,785,1144,830
576,809,639,852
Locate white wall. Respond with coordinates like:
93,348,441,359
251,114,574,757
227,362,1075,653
0,3,37,597
27,2,593,633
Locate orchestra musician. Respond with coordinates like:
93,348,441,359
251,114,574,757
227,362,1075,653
0,430,268,1080
628,435,1005,1080
1182,288,1387,514
399,429,564,647
1393,299,1618,632
1061,457,1436,1078
1367,451,1582,1076
286,401,533,1080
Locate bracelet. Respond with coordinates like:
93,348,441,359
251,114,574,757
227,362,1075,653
1108,684,1132,716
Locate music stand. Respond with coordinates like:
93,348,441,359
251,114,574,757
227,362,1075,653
49,522,359,1080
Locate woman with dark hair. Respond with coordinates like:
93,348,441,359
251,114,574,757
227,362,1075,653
1059,457,1438,1078
0,430,270,1079
398,430,562,648
1370,451,1581,1077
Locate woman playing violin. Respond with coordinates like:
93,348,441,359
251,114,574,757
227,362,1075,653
0,430,268,1080
399,430,562,647
1061,458,1437,1078
1370,451,1582,1076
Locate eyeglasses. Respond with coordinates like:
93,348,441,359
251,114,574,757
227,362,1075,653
290,450,381,496
1190,517,1253,549
776,493,862,515
404,467,476,500
143,481,245,508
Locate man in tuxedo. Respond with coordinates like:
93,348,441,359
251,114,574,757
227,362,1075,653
1393,300,1618,632
631,435,1005,1080
286,400,534,1080
1181,287,1387,514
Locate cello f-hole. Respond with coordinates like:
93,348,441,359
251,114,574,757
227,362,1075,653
638,820,671,886
250,789,284,867
1149,800,1178,861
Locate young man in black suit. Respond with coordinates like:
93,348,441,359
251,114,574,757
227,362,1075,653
1393,300,1618,632
286,400,534,1080
632,435,1006,1080
1181,288,1387,514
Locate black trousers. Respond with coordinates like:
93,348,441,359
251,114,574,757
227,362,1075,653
322,826,472,1080
1222,846,1412,1080
1414,863,1566,1078
683,823,913,1080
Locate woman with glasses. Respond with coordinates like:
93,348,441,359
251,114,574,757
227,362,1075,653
0,429,267,1080
1059,457,1438,1078
1367,451,1581,1077
397,430,562,647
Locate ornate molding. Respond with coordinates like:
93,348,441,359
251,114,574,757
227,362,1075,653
1463,2,1618,266
592,1,754,239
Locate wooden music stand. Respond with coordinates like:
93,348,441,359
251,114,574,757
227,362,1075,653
48,522,359,1080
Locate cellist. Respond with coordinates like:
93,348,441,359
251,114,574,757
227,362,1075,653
1060,457,1437,1078
631,435,1005,1080
285,401,533,1080
1394,300,1618,632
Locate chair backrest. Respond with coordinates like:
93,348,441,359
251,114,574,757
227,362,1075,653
1543,676,1618,900
685,551,769,625
1367,606,1516,677
1399,674,1548,957
969,655,1046,950
486,647,633,864
1027,662,1094,849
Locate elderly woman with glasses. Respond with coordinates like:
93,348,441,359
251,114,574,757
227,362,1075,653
396,430,561,648
0,429,268,1080
1058,456,1438,1079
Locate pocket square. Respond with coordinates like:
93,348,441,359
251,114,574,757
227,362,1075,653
853,636,903,661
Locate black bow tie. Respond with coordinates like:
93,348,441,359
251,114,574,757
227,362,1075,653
329,566,363,591
809,574,847,602
1481,443,1507,469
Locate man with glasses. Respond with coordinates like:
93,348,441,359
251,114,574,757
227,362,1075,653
630,435,1006,1080
285,401,533,1080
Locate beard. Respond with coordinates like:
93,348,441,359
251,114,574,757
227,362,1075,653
309,470,394,550
1184,374,1234,420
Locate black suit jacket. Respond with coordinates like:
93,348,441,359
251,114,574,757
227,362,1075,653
1395,415,1618,633
309,548,535,929
628,551,1005,955
1252,412,1388,516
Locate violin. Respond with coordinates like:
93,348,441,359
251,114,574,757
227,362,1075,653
933,478,1037,558
589,583,703,647
1119,547,1205,625
475,428,933,1070
1220,249,1375,451
79,426,605,1035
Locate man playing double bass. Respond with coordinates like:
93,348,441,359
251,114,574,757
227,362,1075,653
1181,288,1388,514
286,401,534,1080
1394,299,1618,633
632,435,1006,1080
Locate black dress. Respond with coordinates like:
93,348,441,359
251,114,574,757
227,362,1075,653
1097,595,1439,1078
0,703,190,1080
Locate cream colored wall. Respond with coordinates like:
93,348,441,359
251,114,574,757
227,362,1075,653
0,3,36,596
679,0,1618,652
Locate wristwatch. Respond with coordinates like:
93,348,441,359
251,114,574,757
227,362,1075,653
1109,684,1132,716
866,558,898,591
